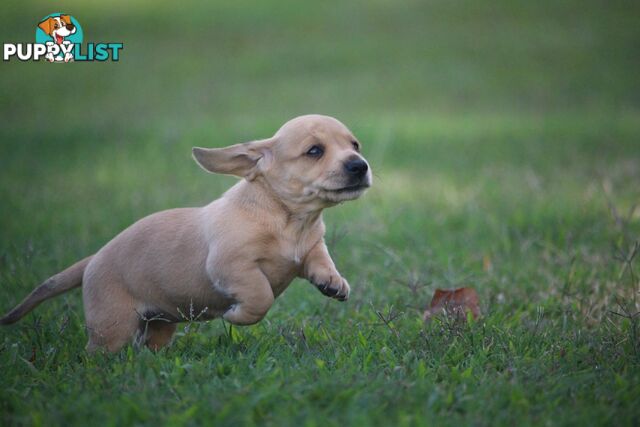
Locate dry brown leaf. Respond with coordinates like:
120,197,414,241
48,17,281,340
423,287,481,321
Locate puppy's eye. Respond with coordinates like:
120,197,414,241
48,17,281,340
351,141,360,152
306,145,324,158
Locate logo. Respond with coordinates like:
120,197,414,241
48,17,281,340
3,13,123,62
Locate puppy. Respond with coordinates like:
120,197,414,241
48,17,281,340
1,115,372,352
37,15,76,62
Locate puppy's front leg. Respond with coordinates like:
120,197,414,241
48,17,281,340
302,240,350,301
222,269,275,325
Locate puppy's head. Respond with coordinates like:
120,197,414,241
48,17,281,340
38,15,76,42
193,115,372,207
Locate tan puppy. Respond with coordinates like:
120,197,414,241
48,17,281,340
1,115,372,352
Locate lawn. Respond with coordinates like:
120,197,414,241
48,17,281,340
1,0,639,425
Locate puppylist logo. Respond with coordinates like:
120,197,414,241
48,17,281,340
3,13,123,62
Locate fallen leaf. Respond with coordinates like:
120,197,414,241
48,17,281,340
423,287,481,321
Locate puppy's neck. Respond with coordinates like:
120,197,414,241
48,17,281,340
227,179,324,234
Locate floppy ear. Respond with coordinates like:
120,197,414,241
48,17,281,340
60,15,72,25
38,18,53,35
192,138,274,180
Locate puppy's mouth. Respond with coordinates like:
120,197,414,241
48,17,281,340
328,183,370,194
55,34,64,44
319,181,370,202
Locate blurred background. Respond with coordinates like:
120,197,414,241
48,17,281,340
1,0,639,424
3,1,640,123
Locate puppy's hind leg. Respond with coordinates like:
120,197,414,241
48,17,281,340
144,321,177,351
85,306,141,353
83,279,141,353
85,313,140,353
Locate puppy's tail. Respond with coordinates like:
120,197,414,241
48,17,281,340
0,255,93,325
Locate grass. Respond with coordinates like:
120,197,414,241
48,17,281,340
1,0,640,425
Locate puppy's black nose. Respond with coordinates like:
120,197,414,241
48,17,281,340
67,23,75,31
344,159,368,177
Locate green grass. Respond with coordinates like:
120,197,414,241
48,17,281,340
1,0,640,425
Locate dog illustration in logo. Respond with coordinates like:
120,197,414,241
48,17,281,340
38,14,76,62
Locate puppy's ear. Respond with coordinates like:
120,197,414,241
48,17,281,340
192,138,274,180
38,17,54,35
60,15,72,25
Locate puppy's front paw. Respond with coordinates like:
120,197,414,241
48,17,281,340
312,274,350,301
